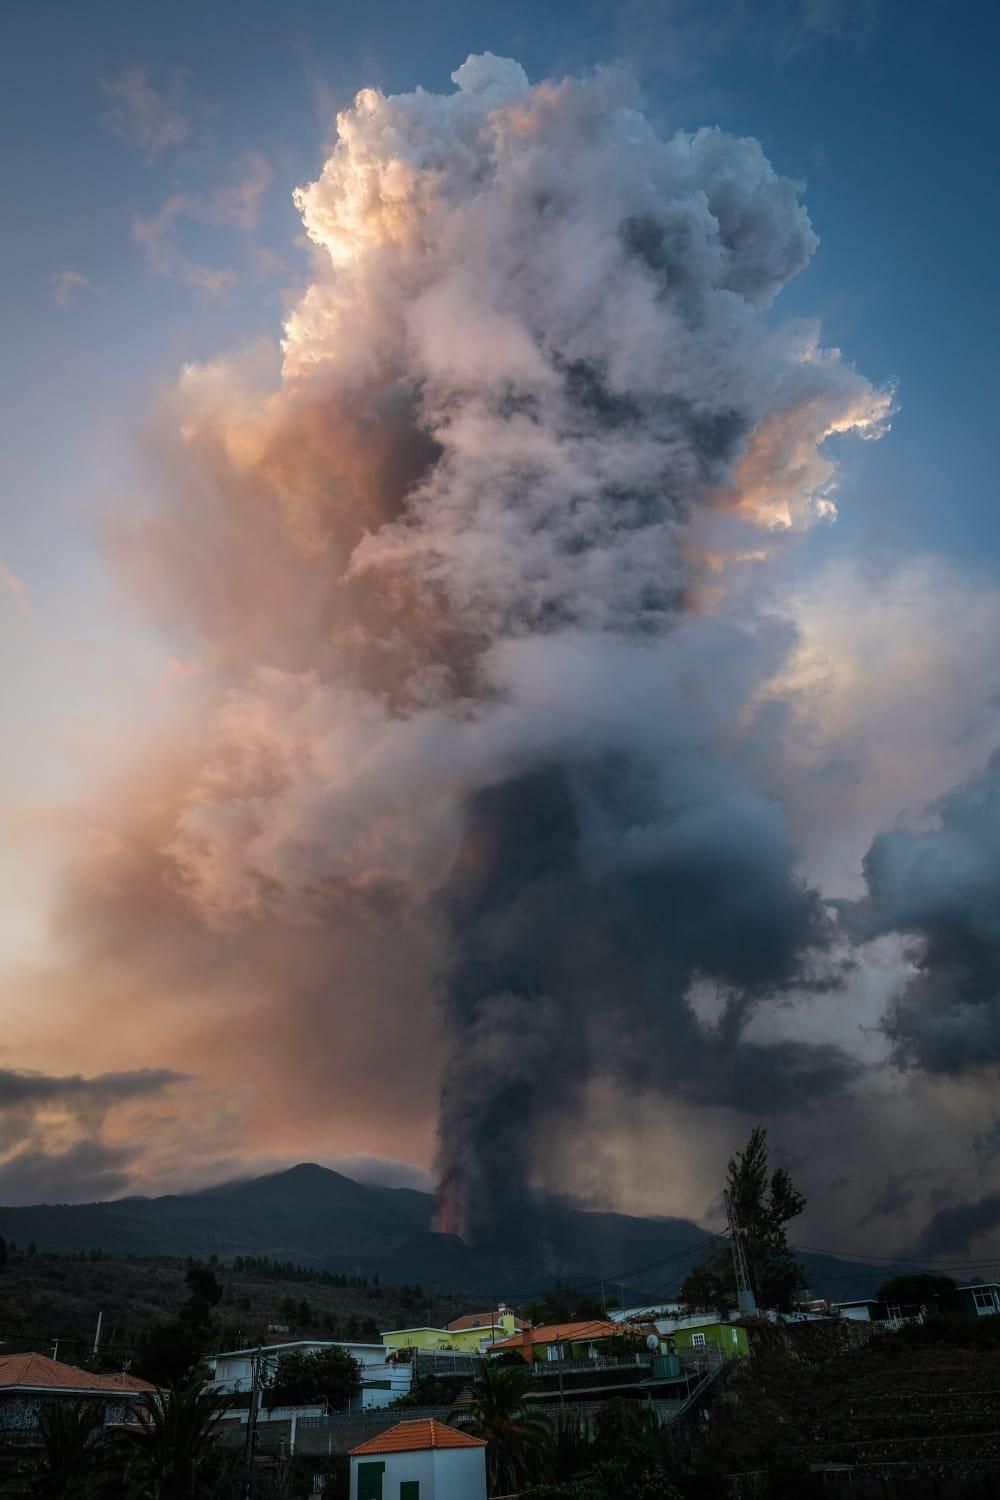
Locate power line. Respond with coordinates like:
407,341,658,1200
792,1242,1000,1269
501,1230,730,1308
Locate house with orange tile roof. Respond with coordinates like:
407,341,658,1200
0,1351,155,1447
486,1317,626,1362
349,1418,486,1500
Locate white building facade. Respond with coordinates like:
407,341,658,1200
349,1420,487,1500
209,1340,412,1409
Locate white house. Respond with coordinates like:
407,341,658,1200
608,1303,683,1323
831,1300,881,1322
349,1419,487,1500
208,1340,412,1409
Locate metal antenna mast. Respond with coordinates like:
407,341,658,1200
724,1189,758,1316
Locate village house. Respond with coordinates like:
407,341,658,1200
381,1308,524,1359
444,1308,527,1351
830,1286,998,1328
486,1318,627,1363
0,1352,154,1446
938,1283,1000,1323
209,1339,412,1409
349,1418,487,1500
832,1298,884,1322
666,1318,749,1361
607,1308,751,1364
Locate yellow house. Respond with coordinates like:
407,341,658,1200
444,1311,523,1354
381,1327,454,1356
382,1310,523,1358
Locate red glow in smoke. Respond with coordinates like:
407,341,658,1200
434,1172,464,1237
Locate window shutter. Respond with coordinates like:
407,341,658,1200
357,1462,385,1500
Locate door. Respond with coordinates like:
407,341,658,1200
357,1462,385,1500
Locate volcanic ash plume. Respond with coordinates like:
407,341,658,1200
109,54,889,1245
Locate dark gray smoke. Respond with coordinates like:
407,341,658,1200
907,1192,1000,1258
839,749,1000,1074
435,756,852,1245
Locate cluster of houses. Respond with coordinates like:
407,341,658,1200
5,1282,1000,1499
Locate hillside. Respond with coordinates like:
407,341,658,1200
685,1315,1000,1489
0,1163,905,1303
0,1248,459,1366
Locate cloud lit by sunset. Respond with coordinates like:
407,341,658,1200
2,0,999,1270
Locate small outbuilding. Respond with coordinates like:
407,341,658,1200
349,1418,487,1500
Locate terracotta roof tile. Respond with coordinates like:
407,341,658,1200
0,1352,155,1395
488,1319,623,1350
447,1312,527,1333
350,1419,487,1456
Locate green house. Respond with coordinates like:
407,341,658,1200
671,1321,749,1361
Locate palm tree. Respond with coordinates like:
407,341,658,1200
449,1358,552,1494
119,1380,234,1500
18,1400,111,1499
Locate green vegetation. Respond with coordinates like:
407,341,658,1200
134,1263,226,1386
230,1256,372,1290
0,1382,236,1499
522,1285,606,1325
9,1400,109,1499
447,1358,554,1493
522,1404,684,1500
0,1246,453,1368
265,1347,361,1411
119,1382,234,1500
875,1272,957,1305
680,1127,807,1313
390,1372,465,1408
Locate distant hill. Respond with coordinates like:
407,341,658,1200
0,1163,905,1302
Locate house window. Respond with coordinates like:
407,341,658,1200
691,1334,706,1348
973,1288,999,1313
400,1484,420,1500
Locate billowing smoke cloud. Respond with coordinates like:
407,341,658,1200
41,55,891,1240
0,1067,186,1204
908,1192,1000,1258
839,750,1000,1075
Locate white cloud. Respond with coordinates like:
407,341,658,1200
100,66,191,157
50,270,92,310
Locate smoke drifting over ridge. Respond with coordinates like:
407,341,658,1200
77,55,892,1241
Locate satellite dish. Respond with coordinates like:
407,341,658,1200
646,1334,659,1351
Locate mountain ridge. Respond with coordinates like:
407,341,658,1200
0,1163,904,1303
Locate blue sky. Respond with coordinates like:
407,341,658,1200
2,0,996,708
3,0,1000,1245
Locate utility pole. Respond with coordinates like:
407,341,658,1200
93,1311,103,1359
245,1345,263,1479
51,1339,59,1361
724,1190,757,1316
